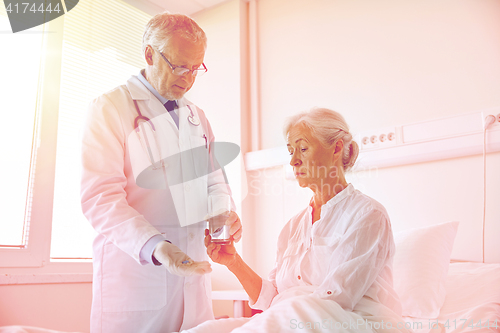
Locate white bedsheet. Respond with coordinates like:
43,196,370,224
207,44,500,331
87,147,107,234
403,262,500,333
181,287,412,333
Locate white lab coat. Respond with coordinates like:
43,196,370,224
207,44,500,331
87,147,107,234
81,75,230,333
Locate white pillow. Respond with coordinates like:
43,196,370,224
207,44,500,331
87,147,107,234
392,221,459,319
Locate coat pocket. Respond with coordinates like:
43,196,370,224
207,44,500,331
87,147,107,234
283,241,301,258
101,243,167,312
311,235,341,262
189,135,209,179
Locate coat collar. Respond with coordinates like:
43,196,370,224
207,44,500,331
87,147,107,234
126,74,153,101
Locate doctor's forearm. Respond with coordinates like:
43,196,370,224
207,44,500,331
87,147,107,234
227,253,263,304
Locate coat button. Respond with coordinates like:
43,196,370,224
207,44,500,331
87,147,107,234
326,290,332,295
297,275,301,280
189,233,194,239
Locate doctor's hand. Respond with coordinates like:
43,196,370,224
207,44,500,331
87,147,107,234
225,211,242,243
153,241,212,276
204,229,238,267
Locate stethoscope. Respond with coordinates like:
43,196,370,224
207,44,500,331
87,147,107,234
186,105,200,126
132,100,203,170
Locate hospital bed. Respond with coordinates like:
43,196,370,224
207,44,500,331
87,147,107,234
179,221,500,333
1,222,499,333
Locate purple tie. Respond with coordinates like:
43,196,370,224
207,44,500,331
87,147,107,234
164,100,179,128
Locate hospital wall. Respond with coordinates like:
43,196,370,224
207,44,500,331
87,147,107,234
192,0,500,303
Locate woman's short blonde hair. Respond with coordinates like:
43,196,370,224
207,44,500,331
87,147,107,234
283,107,359,171
142,11,207,54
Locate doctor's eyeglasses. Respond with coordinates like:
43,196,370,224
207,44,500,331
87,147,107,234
154,47,207,77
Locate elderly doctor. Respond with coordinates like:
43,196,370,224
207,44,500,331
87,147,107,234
81,12,242,333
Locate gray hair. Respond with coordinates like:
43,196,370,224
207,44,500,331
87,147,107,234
283,107,359,171
142,11,207,54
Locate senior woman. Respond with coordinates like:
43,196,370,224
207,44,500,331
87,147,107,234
185,108,412,333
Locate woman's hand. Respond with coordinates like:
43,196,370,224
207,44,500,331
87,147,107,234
204,229,238,267
205,229,263,304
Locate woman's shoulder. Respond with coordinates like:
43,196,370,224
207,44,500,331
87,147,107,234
346,188,389,218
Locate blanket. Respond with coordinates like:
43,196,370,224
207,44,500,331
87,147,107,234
181,289,413,333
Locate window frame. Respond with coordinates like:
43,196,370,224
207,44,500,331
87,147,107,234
1,0,154,277
0,16,73,272
0,0,153,279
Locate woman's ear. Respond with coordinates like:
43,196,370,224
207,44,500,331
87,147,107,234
332,139,344,162
334,139,344,154
145,45,154,66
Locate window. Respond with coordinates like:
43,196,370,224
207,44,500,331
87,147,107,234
0,6,43,248
0,0,151,267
